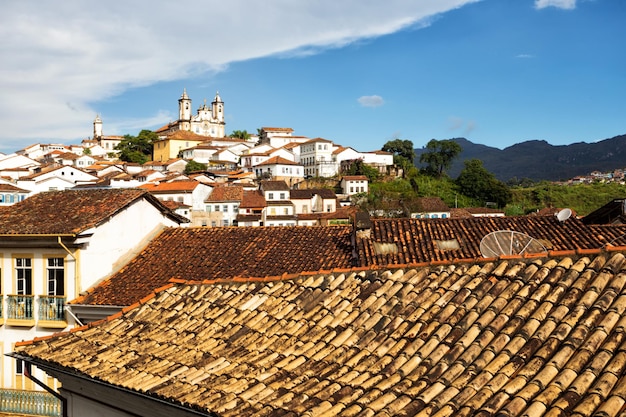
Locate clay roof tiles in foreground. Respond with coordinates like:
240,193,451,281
15,248,626,416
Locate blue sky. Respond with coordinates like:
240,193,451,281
1,0,624,154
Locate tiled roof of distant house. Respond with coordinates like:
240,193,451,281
0,183,29,193
16,248,626,416
72,226,355,306
239,190,266,208
413,197,450,212
139,180,200,193
290,188,337,200
342,175,368,181
255,156,298,166
206,185,244,202
260,180,290,191
0,188,182,235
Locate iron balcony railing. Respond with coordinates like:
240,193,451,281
38,296,66,322
0,388,61,416
6,295,35,320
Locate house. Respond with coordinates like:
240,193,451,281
257,127,310,148
203,185,244,227
16,165,99,194
254,156,304,186
409,197,451,219
260,180,296,226
64,213,626,317
583,198,626,225
0,180,30,205
152,130,207,162
299,138,338,178
139,180,213,224
0,188,187,401
0,153,40,173
13,244,626,416
56,151,96,168
341,175,369,195
236,190,266,227
290,188,338,215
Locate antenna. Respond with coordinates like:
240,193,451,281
556,208,572,222
480,230,548,258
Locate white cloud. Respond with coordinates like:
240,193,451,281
516,53,535,59
358,95,385,108
0,0,480,146
534,0,577,10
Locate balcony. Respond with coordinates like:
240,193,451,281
37,296,67,329
0,388,61,416
5,295,67,328
6,295,35,327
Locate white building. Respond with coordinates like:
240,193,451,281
299,138,337,178
155,89,226,138
0,188,186,404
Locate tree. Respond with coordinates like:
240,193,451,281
344,159,380,182
231,130,251,140
115,129,158,164
184,160,207,174
382,139,415,177
419,139,462,177
456,158,511,207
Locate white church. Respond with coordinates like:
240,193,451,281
155,89,226,138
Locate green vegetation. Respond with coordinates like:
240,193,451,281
419,139,462,178
382,139,415,177
230,130,251,140
184,160,207,174
507,182,626,216
115,129,159,164
356,171,625,217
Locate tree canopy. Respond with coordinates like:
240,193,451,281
230,130,251,140
115,130,158,164
382,139,415,177
419,139,462,177
456,158,512,208
184,160,207,174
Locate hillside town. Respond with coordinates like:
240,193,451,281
2,91,626,416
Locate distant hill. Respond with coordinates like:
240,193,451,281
414,134,626,182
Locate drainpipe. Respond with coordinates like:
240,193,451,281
23,361,68,417
57,236,79,303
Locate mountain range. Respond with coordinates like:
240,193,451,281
414,134,626,182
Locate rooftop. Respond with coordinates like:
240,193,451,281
0,188,175,235
70,215,626,307
16,248,626,416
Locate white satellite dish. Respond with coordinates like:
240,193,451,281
480,230,548,258
556,208,572,222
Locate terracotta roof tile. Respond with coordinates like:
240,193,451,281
239,190,266,208
206,185,244,202
72,226,356,306
0,188,162,235
139,179,201,193
15,250,626,416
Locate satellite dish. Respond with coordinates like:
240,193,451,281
556,208,572,222
480,230,548,258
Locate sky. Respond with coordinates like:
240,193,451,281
1,0,624,154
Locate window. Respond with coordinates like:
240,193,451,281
16,258,32,295
222,205,228,212
284,208,288,215
268,193,274,200
47,258,64,296
215,205,220,211
326,204,332,212
279,193,285,200
223,219,229,227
